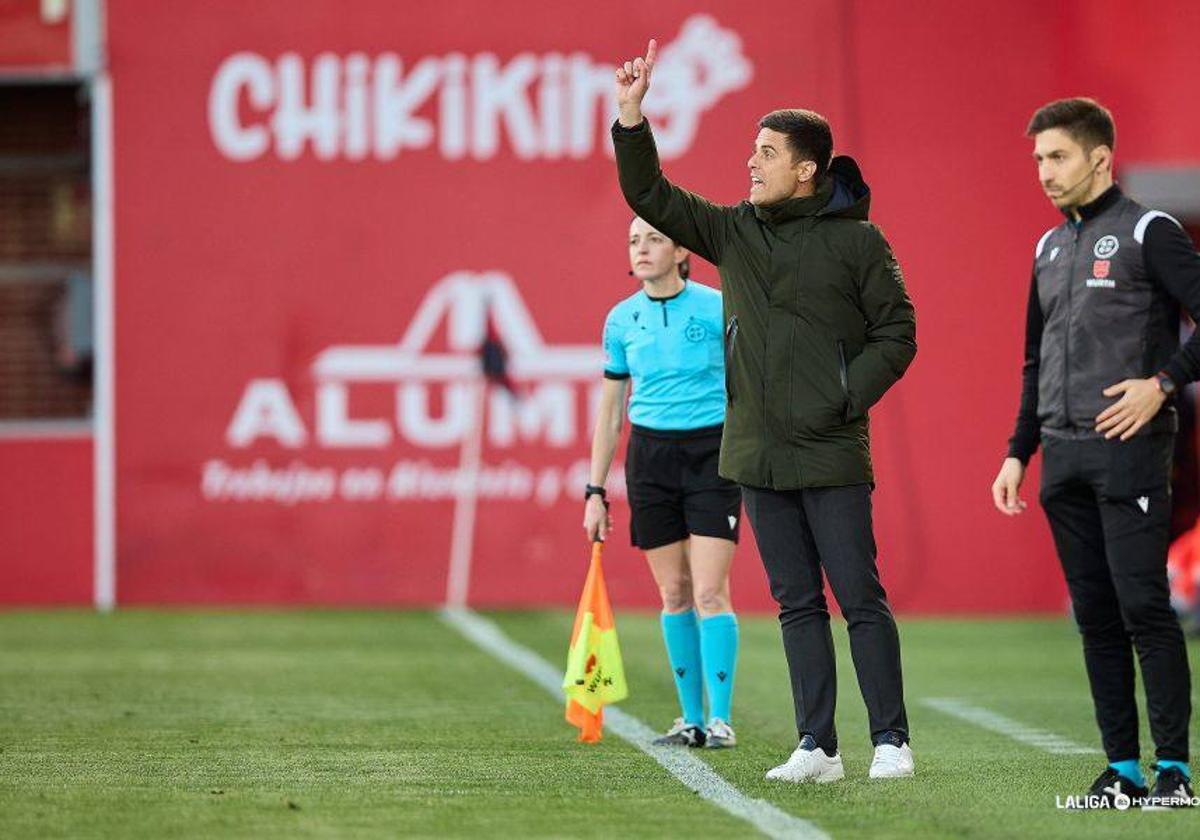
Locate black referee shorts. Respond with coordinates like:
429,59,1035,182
624,424,742,550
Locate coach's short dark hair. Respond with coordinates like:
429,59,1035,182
1026,97,1115,152
759,109,833,182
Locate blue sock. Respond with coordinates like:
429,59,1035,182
1157,759,1191,780
699,613,739,724
1109,759,1146,787
661,610,704,727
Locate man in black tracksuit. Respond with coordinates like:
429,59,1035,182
993,97,1200,809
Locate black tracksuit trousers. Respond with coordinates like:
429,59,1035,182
742,483,908,753
1039,432,1191,762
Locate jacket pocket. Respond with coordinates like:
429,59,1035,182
836,340,850,422
724,316,738,404
787,333,847,435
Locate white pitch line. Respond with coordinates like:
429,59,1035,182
922,698,1101,755
440,607,828,840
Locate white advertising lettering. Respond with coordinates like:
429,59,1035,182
207,15,753,162
210,270,625,507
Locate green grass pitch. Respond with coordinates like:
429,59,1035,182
1,609,1197,838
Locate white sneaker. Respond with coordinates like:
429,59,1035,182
869,742,915,778
651,718,706,747
705,718,737,749
765,735,844,783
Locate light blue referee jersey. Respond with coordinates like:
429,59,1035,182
602,280,726,431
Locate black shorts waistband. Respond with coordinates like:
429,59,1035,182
631,423,724,440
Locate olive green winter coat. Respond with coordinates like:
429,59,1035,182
613,120,916,489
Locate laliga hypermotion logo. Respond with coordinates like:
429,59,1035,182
208,14,753,163
225,271,605,450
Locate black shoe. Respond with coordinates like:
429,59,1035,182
1142,764,1195,810
652,718,706,747
1067,767,1148,810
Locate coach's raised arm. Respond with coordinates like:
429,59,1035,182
611,39,732,267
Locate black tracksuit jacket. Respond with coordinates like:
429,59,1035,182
1009,185,1200,462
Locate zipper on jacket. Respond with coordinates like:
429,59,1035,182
724,315,739,404
1064,225,1078,423
786,227,810,441
837,339,850,422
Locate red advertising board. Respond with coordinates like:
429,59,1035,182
107,0,1200,612
0,437,92,604
0,0,72,73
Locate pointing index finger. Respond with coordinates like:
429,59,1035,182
646,38,658,69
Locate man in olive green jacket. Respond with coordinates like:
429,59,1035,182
612,41,917,782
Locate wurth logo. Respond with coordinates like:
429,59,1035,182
208,15,753,163
225,271,605,450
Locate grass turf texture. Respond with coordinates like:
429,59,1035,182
0,611,1195,838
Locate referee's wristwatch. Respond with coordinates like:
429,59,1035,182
1155,371,1178,400
585,484,607,502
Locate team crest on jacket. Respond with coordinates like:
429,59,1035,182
1093,260,1111,279
1093,235,1120,259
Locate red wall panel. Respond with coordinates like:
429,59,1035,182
0,437,91,604
0,0,72,73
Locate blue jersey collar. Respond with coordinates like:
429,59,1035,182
643,279,688,303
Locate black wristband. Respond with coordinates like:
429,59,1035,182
585,484,607,501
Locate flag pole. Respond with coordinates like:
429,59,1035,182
445,375,485,609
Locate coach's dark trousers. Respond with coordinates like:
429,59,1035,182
1040,432,1191,762
742,484,908,753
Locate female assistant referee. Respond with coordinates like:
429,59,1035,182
583,216,741,748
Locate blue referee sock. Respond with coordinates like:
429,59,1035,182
1109,759,1146,787
700,612,738,724
661,610,705,727
1157,759,1191,780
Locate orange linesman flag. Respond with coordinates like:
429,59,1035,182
562,541,629,742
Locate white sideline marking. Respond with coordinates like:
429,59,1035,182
441,607,829,840
922,698,1100,755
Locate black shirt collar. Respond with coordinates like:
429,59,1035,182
1067,184,1122,222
